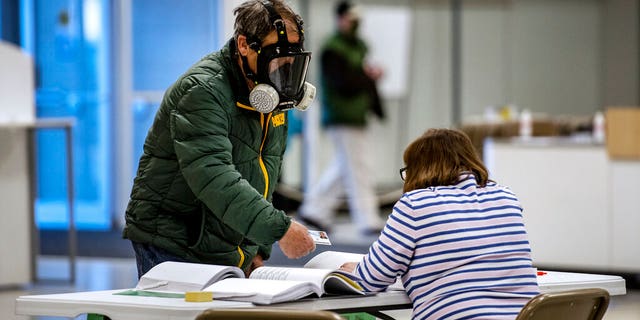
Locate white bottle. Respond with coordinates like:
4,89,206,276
519,109,532,138
593,111,605,143
484,105,498,123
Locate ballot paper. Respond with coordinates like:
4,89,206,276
308,230,332,245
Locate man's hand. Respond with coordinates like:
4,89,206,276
245,254,264,277
278,220,316,259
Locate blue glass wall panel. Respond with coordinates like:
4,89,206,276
32,0,111,230
28,0,220,230
132,0,219,91
131,0,219,171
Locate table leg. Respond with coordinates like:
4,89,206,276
65,125,76,283
29,123,77,283
27,128,38,282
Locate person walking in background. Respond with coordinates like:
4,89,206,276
340,128,540,319
298,0,386,236
123,0,317,278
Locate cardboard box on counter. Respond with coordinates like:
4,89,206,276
606,107,640,160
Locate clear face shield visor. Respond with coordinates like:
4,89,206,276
258,46,311,101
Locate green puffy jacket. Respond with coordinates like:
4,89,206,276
123,40,291,271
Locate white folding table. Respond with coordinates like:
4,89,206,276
15,270,626,320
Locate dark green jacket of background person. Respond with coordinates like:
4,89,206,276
123,39,292,272
320,32,384,127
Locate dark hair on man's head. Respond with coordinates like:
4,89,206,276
402,128,489,193
233,0,303,45
335,1,352,17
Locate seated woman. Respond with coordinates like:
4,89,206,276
340,128,540,320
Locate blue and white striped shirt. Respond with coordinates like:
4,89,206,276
354,173,539,319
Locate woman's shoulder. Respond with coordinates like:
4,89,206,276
401,179,516,203
481,180,518,197
400,187,454,208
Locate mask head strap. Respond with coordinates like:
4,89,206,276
242,1,288,84
259,1,304,48
262,1,290,45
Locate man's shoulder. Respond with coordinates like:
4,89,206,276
171,50,236,97
184,50,232,82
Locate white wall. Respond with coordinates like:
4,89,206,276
511,0,602,116
603,0,640,106
284,0,626,191
461,0,604,120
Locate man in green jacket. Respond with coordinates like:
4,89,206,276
123,0,316,278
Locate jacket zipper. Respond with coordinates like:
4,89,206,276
236,246,245,268
235,101,271,198
258,112,272,198
234,102,272,269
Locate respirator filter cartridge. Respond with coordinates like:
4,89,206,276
249,84,280,113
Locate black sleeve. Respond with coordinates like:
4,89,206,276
367,79,385,120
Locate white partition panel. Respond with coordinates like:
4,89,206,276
487,137,640,273
0,41,35,123
487,138,611,269
0,41,34,285
610,161,640,271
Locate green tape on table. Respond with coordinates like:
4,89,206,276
113,289,185,299
341,312,376,320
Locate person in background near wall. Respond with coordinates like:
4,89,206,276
123,0,317,278
340,128,540,319
298,0,386,236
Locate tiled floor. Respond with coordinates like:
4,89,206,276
3,218,640,319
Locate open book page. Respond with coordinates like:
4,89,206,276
304,251,405,291
134,261,245,293
249,266,364,295
202,278,322,305
304,251,365,270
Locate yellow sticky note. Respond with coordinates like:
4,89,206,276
184,291,213,302
272,113,285,127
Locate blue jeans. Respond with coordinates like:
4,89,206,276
131,241,188,279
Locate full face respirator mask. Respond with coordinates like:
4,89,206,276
242,2,315,113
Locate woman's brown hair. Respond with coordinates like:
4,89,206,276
402,128,489,193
